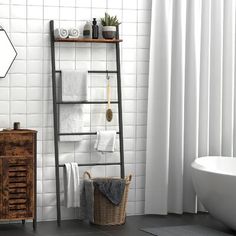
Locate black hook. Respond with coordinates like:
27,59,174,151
106,70,110,80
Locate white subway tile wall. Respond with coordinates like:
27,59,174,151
0,0,151,221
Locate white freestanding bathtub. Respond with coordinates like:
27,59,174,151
191,156,236,230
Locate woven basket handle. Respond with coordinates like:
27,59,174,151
126,174,132,182
83,171,92,179
84,172,132,182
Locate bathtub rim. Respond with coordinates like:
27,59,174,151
191,156,236,177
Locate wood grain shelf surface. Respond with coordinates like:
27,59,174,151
54,37,123,43
0,129,37,134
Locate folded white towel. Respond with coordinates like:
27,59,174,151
94,130,116,152
64,163,80,208
54,28,68,39
68,28,80,38
61,70,88,101
59,104,83,141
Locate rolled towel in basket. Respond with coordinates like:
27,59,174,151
68,28,80,38
54,28,68,39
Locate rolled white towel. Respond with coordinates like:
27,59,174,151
54,28,68,39
68,28,80,38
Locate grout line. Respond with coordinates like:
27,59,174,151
89,0,93,175
8,0,11,128
134,0,139,216
26,0,28,128
41,0,45,221
104,0,108,176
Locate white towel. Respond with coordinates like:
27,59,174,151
61,70,87,101
68,28,80,38
59,70,87,141
54,28,68,39
59,104,83,141
94,130,116,152
64,163,80,208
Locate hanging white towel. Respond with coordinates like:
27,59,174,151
64,163,80,208
94,130,116,152
61,70,87,102
59,70,87,141
59,104,83,141
54,28,68,39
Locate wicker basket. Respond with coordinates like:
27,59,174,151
84,171,132,226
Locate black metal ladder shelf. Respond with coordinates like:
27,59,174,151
49,20,125,226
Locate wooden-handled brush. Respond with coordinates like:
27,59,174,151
106,77,113,122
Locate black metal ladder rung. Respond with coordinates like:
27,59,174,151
50,20,124,227
58,132,120,136
55,70,118,74
57,101,119,104
58,162,121,167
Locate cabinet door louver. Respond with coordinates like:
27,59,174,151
2,157,34,219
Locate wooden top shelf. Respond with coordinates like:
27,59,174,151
54,37,123,43
0,129,37,133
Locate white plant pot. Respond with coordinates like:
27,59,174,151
102,26,116,39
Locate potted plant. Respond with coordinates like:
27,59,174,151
101,13,121,39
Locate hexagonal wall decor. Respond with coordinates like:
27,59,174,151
0,27,17,78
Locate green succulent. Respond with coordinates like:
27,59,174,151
101,13,121,26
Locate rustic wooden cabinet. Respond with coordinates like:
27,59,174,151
0,129,37,229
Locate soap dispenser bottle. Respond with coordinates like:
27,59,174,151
92,18,99,39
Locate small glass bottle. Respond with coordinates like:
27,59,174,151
92,18,99,39
83,21,91,38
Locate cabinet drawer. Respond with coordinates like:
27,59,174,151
0,133,34,156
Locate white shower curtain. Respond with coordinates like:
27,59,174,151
145,0,236,214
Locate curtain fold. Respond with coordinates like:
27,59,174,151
209,0,223,156
183,0,201,213
222,0,235,156
168,0,186,214
198,0,211,158
145,0,236,215
145,0,172,214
